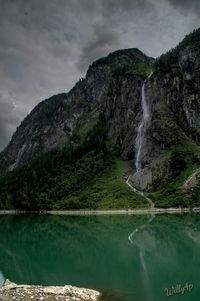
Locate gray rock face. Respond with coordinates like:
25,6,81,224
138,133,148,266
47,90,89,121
129,154,180,191
129,40,200,190
148,45,200,144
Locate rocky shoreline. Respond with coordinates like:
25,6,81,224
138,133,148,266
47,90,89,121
0,280,101,301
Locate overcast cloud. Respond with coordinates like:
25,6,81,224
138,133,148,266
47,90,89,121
0,0,199,150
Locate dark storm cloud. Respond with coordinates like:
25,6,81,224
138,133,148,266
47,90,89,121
77,25,119,71
76,0,155,71
101,0,152,16
0,0,200,150
0,0,84,150
167,0,200,14
0,92,19,150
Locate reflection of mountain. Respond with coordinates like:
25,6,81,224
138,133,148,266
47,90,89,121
129,214,156,301
129,214,155,251
135,229,156,253
185,215,200,246
0,214,200,301
128,214,200,301
0,215,146,293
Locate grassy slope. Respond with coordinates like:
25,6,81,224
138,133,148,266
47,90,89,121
68,159,147,210
53,159,147,210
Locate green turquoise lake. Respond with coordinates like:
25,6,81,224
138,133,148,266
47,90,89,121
0,214,200,300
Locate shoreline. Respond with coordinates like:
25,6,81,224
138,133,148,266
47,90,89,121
0,207,200,216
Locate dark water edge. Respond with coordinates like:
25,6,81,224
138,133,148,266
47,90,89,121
0,213,200,301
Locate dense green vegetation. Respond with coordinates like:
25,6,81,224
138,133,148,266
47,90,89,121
154,28,200,72
116,62,153,77
125,62,153,76
0,118,146,211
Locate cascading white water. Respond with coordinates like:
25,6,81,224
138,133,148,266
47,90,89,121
135,72,153,171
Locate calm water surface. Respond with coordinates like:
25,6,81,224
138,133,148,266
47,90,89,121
0,214,200,300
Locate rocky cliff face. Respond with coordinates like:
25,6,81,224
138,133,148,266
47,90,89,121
149,43,200,147
0,48,152,172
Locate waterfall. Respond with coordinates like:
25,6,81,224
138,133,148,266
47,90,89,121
135,72,153,171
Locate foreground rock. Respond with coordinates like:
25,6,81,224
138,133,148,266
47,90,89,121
0,280,100,301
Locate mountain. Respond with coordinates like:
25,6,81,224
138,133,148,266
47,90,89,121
0,48,152,172
1,28,200,210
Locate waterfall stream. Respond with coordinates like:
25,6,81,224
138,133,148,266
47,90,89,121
135,72,153,171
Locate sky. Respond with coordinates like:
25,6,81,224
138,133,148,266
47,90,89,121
0,0,200,151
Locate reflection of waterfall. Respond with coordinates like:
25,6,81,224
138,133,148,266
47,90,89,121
135,72,153,171
140,250,147,273
186,229,200,245
129,213,155,301
128,213,155,245
0,271,5,287
139,249,151,297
